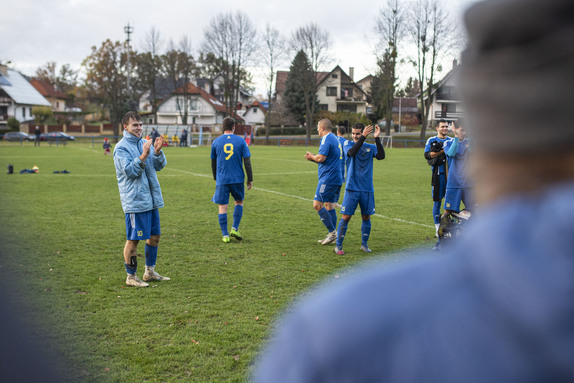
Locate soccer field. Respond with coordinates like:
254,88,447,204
0,142,436,382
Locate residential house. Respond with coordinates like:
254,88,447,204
0,65,50,127
356,74,374,97
30,79,68,112
275,66,369,115
155,83,227,125
138,78,188,123
426,61,463,123
239,101,267,126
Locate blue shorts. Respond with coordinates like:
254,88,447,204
314,183,341,203
432,173,447,200
340,190,375,216
212,183,245,205
444,187,473,212
125,209,160,241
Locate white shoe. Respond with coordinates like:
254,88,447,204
143,267,171,282
126,274,149,287
321,230,337,245
360,245,372,253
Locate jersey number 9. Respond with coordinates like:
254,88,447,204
224,143,234,160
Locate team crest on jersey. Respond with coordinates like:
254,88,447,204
341,206,346,212
366,148,371,152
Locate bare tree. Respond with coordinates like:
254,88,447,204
290,23,330,138
135,27,163,114
201,11,258,118
260,23,287,142
407,0,454,140
373,0,404,135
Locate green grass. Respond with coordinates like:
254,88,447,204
0,142,436,382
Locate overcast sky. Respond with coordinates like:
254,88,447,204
1,0,478,97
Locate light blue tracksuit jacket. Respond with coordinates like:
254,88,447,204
113,131,167,214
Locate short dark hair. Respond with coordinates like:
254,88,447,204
337,126,346,135
122,111,141,126
351,122,365,132
436,119,448,127
223,117,235,132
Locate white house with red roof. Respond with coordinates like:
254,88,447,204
155,83,227,125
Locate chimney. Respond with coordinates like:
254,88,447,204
0,64,7,76
349,67,354,81
453,59,458,69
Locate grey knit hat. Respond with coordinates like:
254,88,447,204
459,0,574,153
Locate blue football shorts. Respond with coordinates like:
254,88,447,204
444,187,473,212
314,183,341,203
212,183,245,205
125,209,160,241
340,190,375,216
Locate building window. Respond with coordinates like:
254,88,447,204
326,87,337,97
29,107,32,116
337,104,357,113
253,108,257,113
317,104,328,111
341,88,353,98
332,74,338,79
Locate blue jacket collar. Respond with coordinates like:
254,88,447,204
123,130,142,143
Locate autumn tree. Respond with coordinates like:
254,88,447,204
260,23,288,142
290,23,330,138
407,0,454,139
35,61,78,106
201,11,258,117
284,50,316,126
83,39,131,140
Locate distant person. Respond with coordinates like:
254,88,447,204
211,117,253,243
34,125,41,147
336,126,349,183
113,111,170,287
423,119,451,237
172,134,179,147
305,119,343,245
180,129,188,147
103,137,111,156
443,120,473,215
335,123,385,255
150,128,160,145
254,0,574,381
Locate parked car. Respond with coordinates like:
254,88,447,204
2,131,35,141
40,132,76,141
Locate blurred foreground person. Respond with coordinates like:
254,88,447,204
254,0,574,381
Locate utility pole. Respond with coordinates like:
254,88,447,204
124,23,133,91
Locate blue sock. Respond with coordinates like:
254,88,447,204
336,219,349,248
145,244,158,267
318,207,335,232
328,209,337,231
433,200,442,224
361,220,371,246
232,205,243,231
125,263,136,275
218,213,229,236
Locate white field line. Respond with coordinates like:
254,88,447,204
169,167,433,229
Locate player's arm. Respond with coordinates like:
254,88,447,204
305,152,326,163
116,146,146,179
211,158,217,181
446,137,459,157
373,125,385,160
347,136,366,157
243,156,253,190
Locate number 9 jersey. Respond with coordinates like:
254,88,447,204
211,133,252,186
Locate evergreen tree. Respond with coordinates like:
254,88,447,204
284,50,316,127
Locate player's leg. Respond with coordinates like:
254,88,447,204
229,184,246,240
326,185,342,231
213,185,231,242
316,184,339,245
314,183,336,243
124,212,149,287
143,209,169,282
359,192,375,253
432,173,447,236
335,190,358,254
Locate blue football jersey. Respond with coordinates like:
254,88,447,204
344,140,377,192
317,132,343,185
444,137,470,188
336,136,349,182
211,133,251,186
